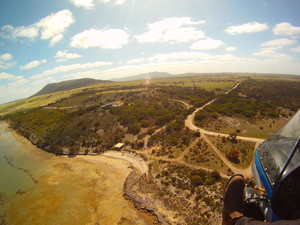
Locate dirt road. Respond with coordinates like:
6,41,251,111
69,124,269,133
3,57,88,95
183,82,264,178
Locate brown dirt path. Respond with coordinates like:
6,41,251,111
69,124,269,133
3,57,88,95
184,82,263,179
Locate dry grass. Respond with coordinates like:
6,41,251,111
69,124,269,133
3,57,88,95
202,115,291,139
206,135,255,169
183,138,230,174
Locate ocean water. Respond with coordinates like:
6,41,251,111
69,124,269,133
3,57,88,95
0,124,38,194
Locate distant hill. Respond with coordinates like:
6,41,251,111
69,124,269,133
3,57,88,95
31,78,111,97
112,71,173,81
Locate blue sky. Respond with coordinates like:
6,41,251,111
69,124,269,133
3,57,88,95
1,0,300,104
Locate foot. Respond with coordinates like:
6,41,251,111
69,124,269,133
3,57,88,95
222,174,245,225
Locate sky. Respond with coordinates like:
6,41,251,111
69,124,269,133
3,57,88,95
1,0,300,104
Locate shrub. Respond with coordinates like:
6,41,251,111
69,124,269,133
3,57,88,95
227,149,240,163
190,175,204,186
128,123,141,135
211,170,221,181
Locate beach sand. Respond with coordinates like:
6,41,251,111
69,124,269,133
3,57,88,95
1,122,152,225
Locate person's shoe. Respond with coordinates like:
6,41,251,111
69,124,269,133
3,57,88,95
222,174,245,225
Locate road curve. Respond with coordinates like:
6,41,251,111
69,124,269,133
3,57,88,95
184,82,265,178
185,82,264,144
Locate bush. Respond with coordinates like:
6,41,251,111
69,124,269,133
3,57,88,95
128,123,141,135
190,175,204,186
211,170,221,181
227,149,239,163
147,128,155,135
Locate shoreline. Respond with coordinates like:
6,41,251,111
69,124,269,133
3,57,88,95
0,120,157,225
123,171,163,224
3,154,38,184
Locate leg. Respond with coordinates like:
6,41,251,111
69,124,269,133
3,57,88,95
234,217,300,225
222,174,245,225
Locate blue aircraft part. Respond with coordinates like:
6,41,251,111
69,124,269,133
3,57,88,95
254,150,273,198
254,150,282,221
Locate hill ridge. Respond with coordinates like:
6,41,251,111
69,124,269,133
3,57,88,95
31,78,111,97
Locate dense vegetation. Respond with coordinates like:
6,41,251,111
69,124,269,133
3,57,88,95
155,163,222,189
4,84,211,155
158,86,215,107
240,79,300,111
5,106,123,155
110,98,188,134
195,78,300,125
149,161,225,224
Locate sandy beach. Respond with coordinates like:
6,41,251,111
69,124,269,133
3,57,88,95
0,122,153,225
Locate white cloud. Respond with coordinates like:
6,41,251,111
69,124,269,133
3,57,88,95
0,10,75,46
0,85,33,104
69,0,95,10
0,72,24,85
70,28,130,49
55,50,82,62
98,0,126,4
0,72,16,80
254,48,293,61
1,53,12,61
273,22,300,38
37,10,75,44
0,25,14,39
0,76,43,103
135,17,206,44
261,38,296,48
291,46,300,53
13,25,39,40
93,54,300,80
148,51,209,62
0,53,15,69
31,61,112,79
20,59,47,70
50,34,64,46
68,0,126,9
225,47,237,52
114,0,125,5
225,22,268,35
127,58,145,64
190,38,224,50
99,0,112,3
7,78,30,88
62,70,103,80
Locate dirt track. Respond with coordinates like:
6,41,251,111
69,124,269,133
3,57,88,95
184,82,264,178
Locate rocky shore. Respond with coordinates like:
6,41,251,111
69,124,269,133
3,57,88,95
123,167,223,225
124,170,163,224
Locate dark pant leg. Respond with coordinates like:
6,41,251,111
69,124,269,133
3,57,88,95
233,217,300,225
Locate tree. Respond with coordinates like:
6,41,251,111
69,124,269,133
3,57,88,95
128,123,141,135
147,128,155,135
69,146,79,155
181,135,189,145
228,132,238,143
211,170,221,181
190,175,203,186
222,136,227,143
227,149,239,163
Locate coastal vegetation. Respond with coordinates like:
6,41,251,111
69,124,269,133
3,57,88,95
194,78,300,138
1,74,300,224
